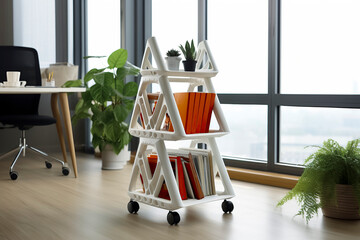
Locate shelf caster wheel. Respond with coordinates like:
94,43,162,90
62,167,70,176
222,200,234,213
167,211,180,225
45,161,52,169
127,200,140,214
10,171,18,180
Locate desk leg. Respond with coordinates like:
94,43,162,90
51,93,68,164
59,92,78,178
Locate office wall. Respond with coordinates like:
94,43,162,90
0,0,86,154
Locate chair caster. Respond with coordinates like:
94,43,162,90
45,161,52,169
222,199,234,213
167,211,180,225
10,171,18,180
127,200,140,214
62,167,70,176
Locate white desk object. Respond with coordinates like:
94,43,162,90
0,86,86,177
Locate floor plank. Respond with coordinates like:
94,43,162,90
0,152,359,240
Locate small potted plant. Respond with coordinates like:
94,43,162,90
165,49,181,71
179,39,197,71
277,139,360,223
66,48,140,170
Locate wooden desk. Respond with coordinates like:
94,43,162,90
0,87,86,178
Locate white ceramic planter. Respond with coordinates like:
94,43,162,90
165,56,181,71
101,145,130,170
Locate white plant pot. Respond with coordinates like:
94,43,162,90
165,56,181,71
101,144,130,170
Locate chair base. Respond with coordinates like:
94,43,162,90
1,130,70,180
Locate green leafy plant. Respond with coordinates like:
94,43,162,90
179,40,196,61
66,48,140,154
277,139,360,223
166,49,181,57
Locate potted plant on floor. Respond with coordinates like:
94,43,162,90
179,39,197,71
277,139,360,223
165,49,181,71
68,48,140,170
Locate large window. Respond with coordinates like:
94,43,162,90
13,0,56,67
87,0,121,70
152,0,360,175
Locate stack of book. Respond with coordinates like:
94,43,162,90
168,92,216,134
141,148,215,200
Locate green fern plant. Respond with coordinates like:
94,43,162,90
277,139,360,223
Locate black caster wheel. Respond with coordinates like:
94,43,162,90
62,167,70,176
222,200,234,213
10,171,18,180
127,200,140,214
45,161,52,169
167,211,180,225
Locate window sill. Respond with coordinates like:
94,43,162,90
226,167,299,189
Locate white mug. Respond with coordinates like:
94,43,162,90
7,71,21,82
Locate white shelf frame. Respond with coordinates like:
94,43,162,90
128,37,235,211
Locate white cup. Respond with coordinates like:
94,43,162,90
7,71,21,83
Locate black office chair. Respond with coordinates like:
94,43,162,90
0,46,70,180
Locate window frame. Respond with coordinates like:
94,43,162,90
205,0,360,175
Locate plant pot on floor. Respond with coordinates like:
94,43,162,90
101,145,130,170
182,60,197,71
321,184,360,220
165,56,181,71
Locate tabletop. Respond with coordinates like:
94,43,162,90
0,86,86,94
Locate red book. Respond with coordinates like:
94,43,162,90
200,93,216,133
191,93,201,134
142,154,187,200
185,92,196,134
168,92,190,132
182,154,204,199
195,93,207,133
174,156,187,200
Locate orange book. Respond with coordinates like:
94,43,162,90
195,93,207,133
168,92,190,132
191,93,201,134
200,93,216,133
185,92,196,134
205,94,216,132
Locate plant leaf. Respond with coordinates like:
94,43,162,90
123,82,138,97
90,84,112,103
113,104,129,123
93,72,114,86
108,49,128,69
84,68,106,83
62,79,82,87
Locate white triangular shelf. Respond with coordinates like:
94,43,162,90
128,37,235,220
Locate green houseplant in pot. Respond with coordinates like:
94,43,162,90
179,39,197,71
165,49,181,71
69,48,140,170
277,139,360,222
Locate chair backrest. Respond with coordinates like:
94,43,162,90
0,46,41,115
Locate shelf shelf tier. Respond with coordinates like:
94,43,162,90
128,137,235,211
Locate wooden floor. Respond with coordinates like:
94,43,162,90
0,151,360,240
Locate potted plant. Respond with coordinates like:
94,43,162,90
165,49,181,71
179,39,197,71
67,48,140,170
277,139,360,222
